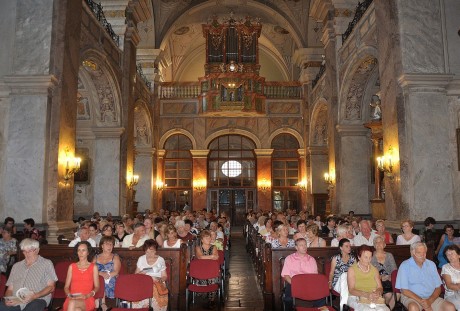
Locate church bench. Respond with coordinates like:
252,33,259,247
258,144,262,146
261,243,434,311
18,244,188,311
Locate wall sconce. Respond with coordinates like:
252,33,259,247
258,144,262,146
324,171,335,189
377,145,394,179
63,148,81,185
296,179,307,192
193,179,207,194
156,180,166,192
258,178,271,193
127,174,139,190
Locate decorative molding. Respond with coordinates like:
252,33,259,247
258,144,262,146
135,146,155,156
159,128,197,150
307,145,328,155
4,75,58,95
253,149,274,157
447,79,460,96
157,149,166,158
398,73,454,92
336,124,369,136
190,149,210,158
92,127,125,138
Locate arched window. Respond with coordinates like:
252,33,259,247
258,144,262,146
163,134,192,211
271,134,300,212
208,135,256,187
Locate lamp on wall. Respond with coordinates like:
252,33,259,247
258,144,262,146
127,173,139,190
193,179,207,194
324,171,335,189
258,178,271,193
296,179,307,192
156,180,166,192
377,145,394,179
63,148,81,185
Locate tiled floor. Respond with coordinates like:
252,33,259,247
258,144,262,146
190,227,265,311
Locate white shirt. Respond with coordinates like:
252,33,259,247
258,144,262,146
353,231,378,246
68,237,96,247
122,234,148,248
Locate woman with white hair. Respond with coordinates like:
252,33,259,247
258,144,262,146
175,220,194,242
331,225,354,247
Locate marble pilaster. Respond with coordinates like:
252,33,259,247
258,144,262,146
336,125,371,214
134,147,155,212
93,128,124,217
307,146,329,194
254,149,273,212
190,149,209,211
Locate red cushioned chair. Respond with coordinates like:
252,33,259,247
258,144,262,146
53,261,73,300
94,275,105,311
111,274,153,311
291,274,334,311
185,259,221,311
0,274,6,299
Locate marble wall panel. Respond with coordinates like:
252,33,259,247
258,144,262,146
94,138,120,216
162,101,197,115
444,0,460,75
267,101,300,115
3,95,48,221
339,135,370,214
14,0,53,75
397,0,445,73
310,154,329,194
0,1,16,76
134,154,153,211
405,92,453,220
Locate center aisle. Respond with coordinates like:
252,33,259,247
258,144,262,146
190,226,265,311
224,226,265,310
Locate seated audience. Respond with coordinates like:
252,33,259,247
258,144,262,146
195,230,219,309
3,217,17,235
322,216,336,237
0,239,57,311
210,230,223,251
347,245,389,311
331,224,354,247
163,225,182,248
441,245,460,310
375,219,394,244
63,241,99,311
281,238,320,311
176,220,194,242
371,236,397,309
88,223,102,246
354,220,378,246
271,224,295,248
293,220,308,240
422,217,437,249
306,223,326,247
396,242,455,311
134,239,168,311
144,217,163,246
258,218,274,238
0,227,17,273
94,236,121,306
113,222,128,245
23,218,43,242
122,223,148,249
329,238,356,292
435,224,455,268
396,219,421,246
351,218,361,236
122,215,134,234
69,227,96,247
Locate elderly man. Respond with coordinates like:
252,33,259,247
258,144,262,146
396,242,455,311
122,223,148,249
0,239,57,311
68,226,96,247
281,238,319,310
353,219,378,246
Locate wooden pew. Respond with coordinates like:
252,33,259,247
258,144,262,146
18,244,188,311
262,244,434,311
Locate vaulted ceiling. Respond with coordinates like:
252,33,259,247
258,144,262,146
135,0,324,82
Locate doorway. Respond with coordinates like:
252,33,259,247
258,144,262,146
209,189,256,226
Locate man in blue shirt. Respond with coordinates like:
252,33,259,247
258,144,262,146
396,242,454,311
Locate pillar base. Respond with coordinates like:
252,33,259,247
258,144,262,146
47,221,77,244
370,199,385,219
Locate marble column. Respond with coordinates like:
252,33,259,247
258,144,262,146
155,149,166,211
254,149,273,212
191,150,209,211
120,8,141,216
308,146,329,193
93,128,124,217
336,125,371,214
134,147,155,212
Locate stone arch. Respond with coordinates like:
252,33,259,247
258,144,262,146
134,100,153,148
204,129,262,149
159,129,197,150
78,49,122,127
338,47,379,125
310,100,329,146
268,128,304,148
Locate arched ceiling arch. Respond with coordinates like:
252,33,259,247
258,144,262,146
140,0,315,82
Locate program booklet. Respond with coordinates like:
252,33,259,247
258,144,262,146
4,288,33,304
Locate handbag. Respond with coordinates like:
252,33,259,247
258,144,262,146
154,281,169,296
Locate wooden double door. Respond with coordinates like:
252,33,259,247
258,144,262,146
209,189,256,226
